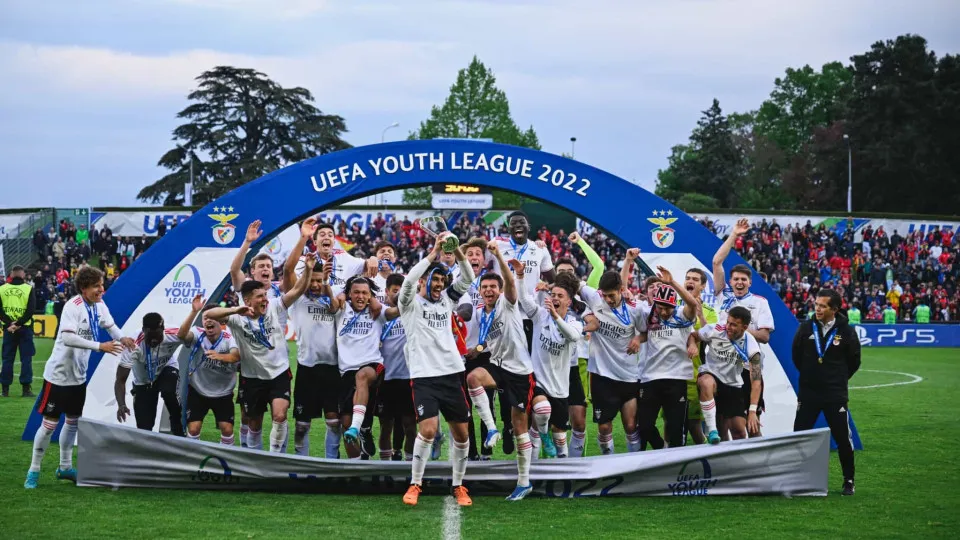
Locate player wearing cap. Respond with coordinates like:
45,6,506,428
712,218,774,437
177,295,241,446
697,306,762,444
25,267,133,489
396,232,474,507
114,313,186,437
635,266,700,449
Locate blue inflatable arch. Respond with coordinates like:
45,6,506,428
24,139,861,449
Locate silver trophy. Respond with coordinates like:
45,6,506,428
415,216,460,253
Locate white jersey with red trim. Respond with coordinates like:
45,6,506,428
580,286,645,382
238,280,287,327
226,298,290,380
289,294,338,367
716,287,775,332
698,324,761,387
295,249,366,289
491,237,554,310
182,328,239,398
637,304,695,382
334,302,385,375
119,329,183,386
43,296,119,386
478,294,533,376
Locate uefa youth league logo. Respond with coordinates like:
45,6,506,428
208,207,239,245
647,210,677,249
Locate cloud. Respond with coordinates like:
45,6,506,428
162,0,332,18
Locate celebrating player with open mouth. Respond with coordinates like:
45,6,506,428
466,241,537,501
396,231,474,507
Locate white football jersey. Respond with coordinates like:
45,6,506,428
637,304,695,383
238,280,287,327
398,258,474,379
518,285,582,398
580,286,644,383
289,294,338,367
698,325,761,387
492,237,554,315
717,287,775,332
183,328,239,398
295,250,366,289
478,294,533,376
119,329,183,386
43,296,118,386
381,317,409,381
226,298,290,380
335,302,385,375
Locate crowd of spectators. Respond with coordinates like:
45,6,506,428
8,212,959,324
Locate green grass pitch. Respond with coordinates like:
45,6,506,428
0,339,957,539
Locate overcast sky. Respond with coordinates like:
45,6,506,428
1,0,958,208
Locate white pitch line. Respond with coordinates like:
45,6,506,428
441,496,462,540
850,369,923,390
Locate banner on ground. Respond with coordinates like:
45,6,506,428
852,323,960,347
77,418,829,497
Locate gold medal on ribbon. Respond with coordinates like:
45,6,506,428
475,344,485,353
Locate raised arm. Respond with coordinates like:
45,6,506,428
450,241,475,298
282,217,317,292
622,248,640,293
515,273,540,318
488,240,517,304
205,305,252,323
281,252,315,308
230,219,263,292
712,218,749,297
656,265,698,321
178,294,204,343
569,232,605,288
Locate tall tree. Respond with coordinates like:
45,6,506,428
754,62,853,157
845,34,960,214
139,66,351,206
402,56,540,208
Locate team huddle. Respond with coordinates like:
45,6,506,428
25,214,780,506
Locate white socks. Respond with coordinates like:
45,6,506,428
451,439,470,487
410,433,434,485
187,431,201,441
529,429,541,460
248,429,263,451
270,420,288,452
324,419,341,459
701,399,717,434
30,419,57,473
553,432,568,458
469,387,498,432
240,424,250,447
59,417,78,470
532,401,551,436
350,405,366,431
626,430,642,452
516,432,533,487
220,433,235,446
294,421,312,456
570,430,586,458
598,432,614,455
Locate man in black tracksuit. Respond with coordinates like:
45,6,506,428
792,288,861,496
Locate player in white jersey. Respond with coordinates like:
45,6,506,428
553,253,594,457
292,220,377,288
376,273,416,461
697,306,762,444
466,241,537,501
635,266,700,449
25,267,132,489
372,241,402,304
283,220,343,457
712,218,775,435
396,232,474,507
207,253,316,453
177,295,240,446
457,237,497,460
114,313,186,436
515,269,583,458
327,274,386,458
579,270,645,455
231,218,286,448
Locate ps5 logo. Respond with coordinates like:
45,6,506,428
875,328,936,344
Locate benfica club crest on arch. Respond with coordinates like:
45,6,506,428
647,210,678,249
208,207,239,245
